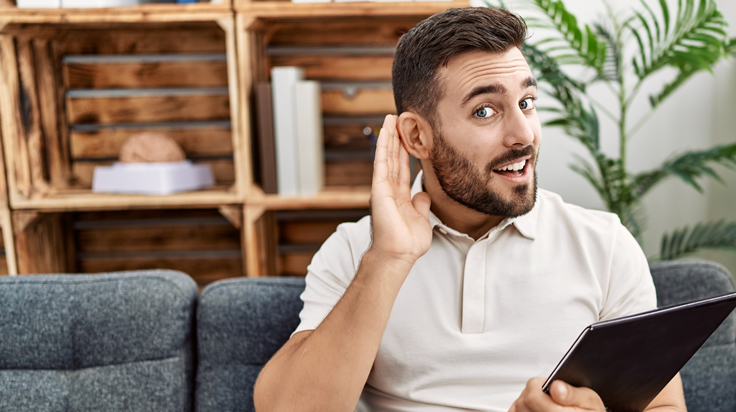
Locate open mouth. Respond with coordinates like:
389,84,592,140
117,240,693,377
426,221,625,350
492,158,528,178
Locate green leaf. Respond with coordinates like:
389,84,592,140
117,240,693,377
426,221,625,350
633,143,736,198
626,0,729,108
658,220,736,260
728,37,736,57
528,0,608,74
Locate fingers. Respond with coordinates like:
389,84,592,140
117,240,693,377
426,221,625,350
511,378,558,412
548,380,605,411
372,115,394,186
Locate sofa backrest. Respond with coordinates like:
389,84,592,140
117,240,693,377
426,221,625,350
0,270,198,412
195,277,305,412
650,260,736,412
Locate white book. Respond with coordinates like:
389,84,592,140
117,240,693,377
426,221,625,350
295,81,324,196
271,67,304,196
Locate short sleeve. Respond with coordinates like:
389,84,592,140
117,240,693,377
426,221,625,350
291,221,364,337
599,223,657,320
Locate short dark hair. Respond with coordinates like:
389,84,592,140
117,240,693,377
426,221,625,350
392,7,527,124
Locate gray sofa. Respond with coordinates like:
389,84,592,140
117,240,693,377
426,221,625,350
0,261,734,412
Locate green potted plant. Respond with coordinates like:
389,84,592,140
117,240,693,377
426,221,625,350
488,0,736,260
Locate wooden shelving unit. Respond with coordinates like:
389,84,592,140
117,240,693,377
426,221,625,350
0,0,468,282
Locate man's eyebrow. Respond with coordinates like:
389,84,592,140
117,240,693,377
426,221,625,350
461,83,507,107
524,76,537,88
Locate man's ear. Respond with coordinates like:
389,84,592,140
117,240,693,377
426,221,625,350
397,111,433,160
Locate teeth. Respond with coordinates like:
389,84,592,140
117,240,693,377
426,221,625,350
497,159,526,172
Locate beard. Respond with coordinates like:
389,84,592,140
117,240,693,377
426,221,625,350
429,128,538,218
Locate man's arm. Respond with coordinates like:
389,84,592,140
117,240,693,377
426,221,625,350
253,114,432,412
509,373,686,412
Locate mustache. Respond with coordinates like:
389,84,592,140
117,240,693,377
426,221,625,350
486,145,536,172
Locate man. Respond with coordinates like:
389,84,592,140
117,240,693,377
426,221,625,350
254,7,687,412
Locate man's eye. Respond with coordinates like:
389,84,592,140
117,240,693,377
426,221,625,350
519,97,536,110
475,107,493,118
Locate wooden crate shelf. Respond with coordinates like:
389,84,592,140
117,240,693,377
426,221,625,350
0,0,461,278
0,18,249,211
12,207,246,285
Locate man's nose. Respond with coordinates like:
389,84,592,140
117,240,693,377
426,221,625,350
502,107,535,148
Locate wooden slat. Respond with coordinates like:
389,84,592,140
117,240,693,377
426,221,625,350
57,25,226,55
70,128,233,158
268,19,415,47
325,123,379,149
78,255,243,286
325,161,372,187
35,39,71,189
269,55,392,81
76,208,226,221
0,258,8,276
14,211,71,274
67,94,231,125
280,220,341,244
279,252,313,277
321,88,395,116
64,60,229,89
72,158,235,187
77,225,241,253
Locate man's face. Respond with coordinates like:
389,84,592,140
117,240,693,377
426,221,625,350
428,47,541,218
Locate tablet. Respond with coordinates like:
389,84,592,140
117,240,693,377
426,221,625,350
542,292,736,412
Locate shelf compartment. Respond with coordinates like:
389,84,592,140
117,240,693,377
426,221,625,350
12,207,245,287
241,11,434,202
0,19,249,211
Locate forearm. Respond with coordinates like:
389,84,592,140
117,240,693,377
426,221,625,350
254,249,413,412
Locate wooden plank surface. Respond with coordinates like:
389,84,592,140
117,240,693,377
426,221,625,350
67,94,231,125
325,161,372,186
56,25,227,55
279,252,313,277
266,18,417,46
70,127,234,158
321,88,395,116
64,60,229,89
74,208,243,286
269,55,392,81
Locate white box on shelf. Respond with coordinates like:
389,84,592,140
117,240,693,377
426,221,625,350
92,161,215,196
61,0,137,7
16,0,60,7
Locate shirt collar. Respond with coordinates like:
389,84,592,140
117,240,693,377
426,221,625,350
410,170,538,240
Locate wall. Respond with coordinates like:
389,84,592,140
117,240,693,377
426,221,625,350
477,0,736,275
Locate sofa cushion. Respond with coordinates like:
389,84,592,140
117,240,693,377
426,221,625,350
195,277,305,412
0,270,197,412
650,260,736,412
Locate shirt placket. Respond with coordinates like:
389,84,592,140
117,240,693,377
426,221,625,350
460,225,508,334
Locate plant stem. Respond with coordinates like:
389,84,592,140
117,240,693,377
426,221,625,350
627,108,656,137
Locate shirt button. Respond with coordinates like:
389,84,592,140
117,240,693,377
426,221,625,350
438,227,448,235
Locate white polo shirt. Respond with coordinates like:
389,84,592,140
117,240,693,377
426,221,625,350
293,171,656,412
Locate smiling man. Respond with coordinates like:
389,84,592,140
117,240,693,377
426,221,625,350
253,7,687,412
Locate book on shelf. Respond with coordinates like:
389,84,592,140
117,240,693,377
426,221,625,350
295,80,324,196
271,67,325,197
271,67,304,197
255,82,278,195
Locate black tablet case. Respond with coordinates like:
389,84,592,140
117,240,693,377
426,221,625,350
542,292,736,412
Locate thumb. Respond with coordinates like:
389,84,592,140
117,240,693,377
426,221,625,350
549,380,605,410
412,192,431,218
549,380,572,405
